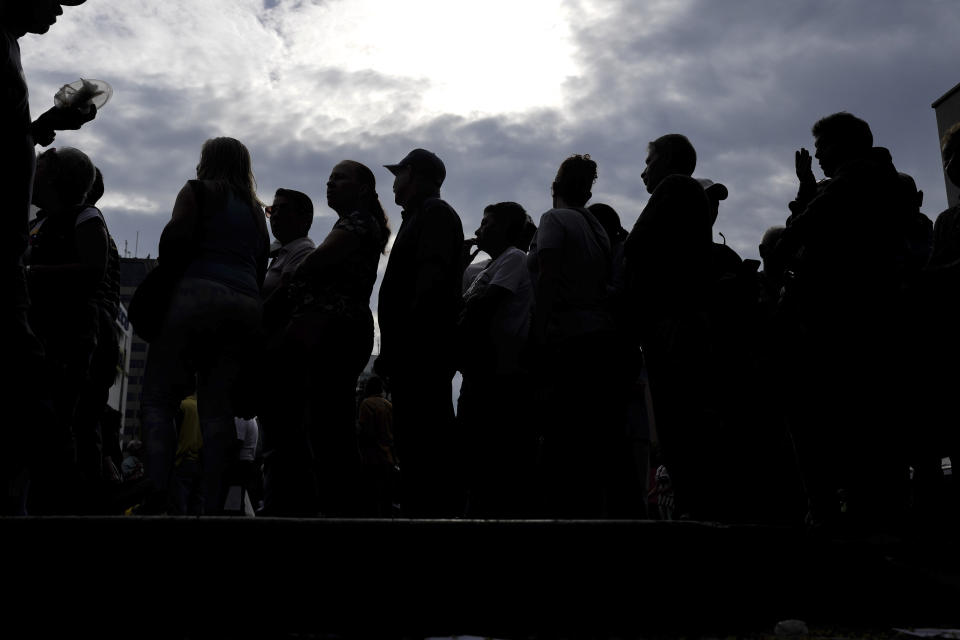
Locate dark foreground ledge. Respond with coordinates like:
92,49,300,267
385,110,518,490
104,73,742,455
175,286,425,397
4,517,960,637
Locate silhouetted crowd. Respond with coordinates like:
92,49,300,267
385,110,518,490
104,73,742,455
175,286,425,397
3,2,960,538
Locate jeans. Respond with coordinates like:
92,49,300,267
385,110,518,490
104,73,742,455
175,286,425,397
141,276,261,514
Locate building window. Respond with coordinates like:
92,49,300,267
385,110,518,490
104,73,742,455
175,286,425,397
130,359,145,369
132,343,147,352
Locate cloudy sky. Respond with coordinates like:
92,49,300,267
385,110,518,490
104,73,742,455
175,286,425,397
22,0,960,307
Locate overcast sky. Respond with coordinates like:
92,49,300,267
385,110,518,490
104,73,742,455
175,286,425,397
22,0,960,300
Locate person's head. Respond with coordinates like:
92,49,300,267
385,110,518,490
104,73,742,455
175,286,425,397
475,202,530,258
32,147,95,210
86,166,104,206
587,203,627,244
759,225,787,276
552,154,597,208
196,137,259,208
811,112,873,178
331,160,391,253
266,188,312,245
941,122,960,188
0,0,85,36
123,439,143,458
385,148,446,208
898,172,923,213
641,134,696,194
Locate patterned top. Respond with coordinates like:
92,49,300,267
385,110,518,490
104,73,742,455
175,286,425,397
289,209,383,319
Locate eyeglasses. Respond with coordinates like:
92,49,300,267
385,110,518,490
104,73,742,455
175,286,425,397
264,203,286,218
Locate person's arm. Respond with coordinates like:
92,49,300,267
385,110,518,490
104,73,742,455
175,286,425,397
158,182,199,267
461,284,511,341
30,105,97,147
293,228,361,280
530,247,561,347
409,206,464,325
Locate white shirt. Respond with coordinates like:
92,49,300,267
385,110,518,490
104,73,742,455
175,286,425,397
527,207,612,341
261,236,315,299
464,247,532,375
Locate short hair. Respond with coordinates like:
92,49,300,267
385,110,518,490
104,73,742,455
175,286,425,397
553,154,597,207
274,188,313,232
87,167,104,206
941,122,960,162
649,134,697,176
811,112,873,152
483,201,530,250
44,147,95,206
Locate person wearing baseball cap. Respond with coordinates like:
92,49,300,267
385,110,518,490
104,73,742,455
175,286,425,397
1,0,94,514
377,148,465,517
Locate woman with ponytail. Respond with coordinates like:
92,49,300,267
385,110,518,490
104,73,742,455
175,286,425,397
261,160,390,516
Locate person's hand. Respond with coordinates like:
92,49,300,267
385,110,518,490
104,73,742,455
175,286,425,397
461,237,479,272
795,148,815,186
35,104,97,132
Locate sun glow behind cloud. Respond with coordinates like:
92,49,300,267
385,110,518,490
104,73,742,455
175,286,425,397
267,0,581,119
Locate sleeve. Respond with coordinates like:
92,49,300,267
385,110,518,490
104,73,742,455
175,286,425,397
486,250,524,294
535,210,565,252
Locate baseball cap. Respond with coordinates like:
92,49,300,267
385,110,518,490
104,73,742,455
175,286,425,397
384,148,446,187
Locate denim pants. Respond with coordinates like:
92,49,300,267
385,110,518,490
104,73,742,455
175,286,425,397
141,276,261,513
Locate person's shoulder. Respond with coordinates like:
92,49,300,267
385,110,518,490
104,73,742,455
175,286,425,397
75,206,106,228
423,197,461,222
496,246,527,266
656,174,703,195
935,205,960,227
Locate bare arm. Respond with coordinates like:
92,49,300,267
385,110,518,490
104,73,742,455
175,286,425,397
158,182,199,266
294,228,361,280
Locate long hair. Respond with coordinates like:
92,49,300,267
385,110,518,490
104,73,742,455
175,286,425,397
342,160,391,254
196,137,262,210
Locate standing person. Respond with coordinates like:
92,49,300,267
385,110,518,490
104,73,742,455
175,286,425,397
528,153,622,518
624,134,716,520
140,137,269,515
458,202,536,517
778,113,912,534
356,376,397,517
72,167,123,503
1,0,97,514
261,160,389,516
26,147,106,513
376,148,464,517
260,189,315,301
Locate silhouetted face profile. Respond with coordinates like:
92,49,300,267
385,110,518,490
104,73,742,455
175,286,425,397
814,135,841,178
641,148,668,194
267,194,295,244
391,164,415,207
3,1,79,35
475,210,508,258
327,161,366,214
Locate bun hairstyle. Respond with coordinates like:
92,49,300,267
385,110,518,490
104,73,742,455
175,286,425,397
553,154,598,207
